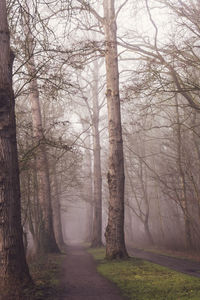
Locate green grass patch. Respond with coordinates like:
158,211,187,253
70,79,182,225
88,248,200,300
24,253,66,299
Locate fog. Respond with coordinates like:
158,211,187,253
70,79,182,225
62,202,89,244
10,0,199,256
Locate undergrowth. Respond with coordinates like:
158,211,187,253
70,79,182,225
88,248,200,300
23,253,66,299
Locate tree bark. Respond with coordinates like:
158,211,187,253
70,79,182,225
103,0,128,259
91,61,103,247
0,0,31,296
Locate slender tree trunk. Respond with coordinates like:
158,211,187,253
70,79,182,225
191,112,200,222
103,0,128,259
25,23,59,253
140,158,154,246
0,1,31,296
144,218,154,246
52,166,65,249
175,96,192,250
91,61,103,247
32,162,42,254
85,147,94,243
152,157,165,243
81,121,93,243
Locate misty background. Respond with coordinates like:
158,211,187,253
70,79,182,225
11,0,200,255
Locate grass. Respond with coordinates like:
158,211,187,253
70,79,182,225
23,253,66,299
88,247,200,300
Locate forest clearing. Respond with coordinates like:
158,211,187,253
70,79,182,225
1,0,200,299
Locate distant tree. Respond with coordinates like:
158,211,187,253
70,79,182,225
125,144,154,246
51,160,65,249
76,60,104,247
22,9,59,253
90,60,103,247
120,0,200,111
0,0,32,297
117,0,200,251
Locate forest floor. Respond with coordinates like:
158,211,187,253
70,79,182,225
60,244,127,300
128,247,200,278
59,245,200,300
25,244,200,299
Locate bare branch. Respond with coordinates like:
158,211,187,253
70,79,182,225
76,0,104,24
115,0,129,20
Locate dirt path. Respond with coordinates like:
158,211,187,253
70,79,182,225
59,245,200,299
60,245,127,300
128,247,200,278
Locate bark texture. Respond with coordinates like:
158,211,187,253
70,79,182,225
103,0,128,259
0,0,31,296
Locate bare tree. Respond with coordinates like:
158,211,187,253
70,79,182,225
0,0,32,297
76,60,104,247
22,10,59,253
90,60,103,247
74,0,128,258
103,0,128,259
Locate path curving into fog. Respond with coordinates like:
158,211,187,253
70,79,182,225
60,245,127,300
128,247,200,278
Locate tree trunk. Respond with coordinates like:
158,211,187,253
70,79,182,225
80,120,94,243
175,96,192,250
0,1,32,296
52,165,65,249
25,22,59,253
144,219,154,246
91,61,103,247
103,0,128,259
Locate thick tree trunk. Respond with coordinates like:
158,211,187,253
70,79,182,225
91,61,103,247
25,25,59,253
0,1,31,296
103,0,128,259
